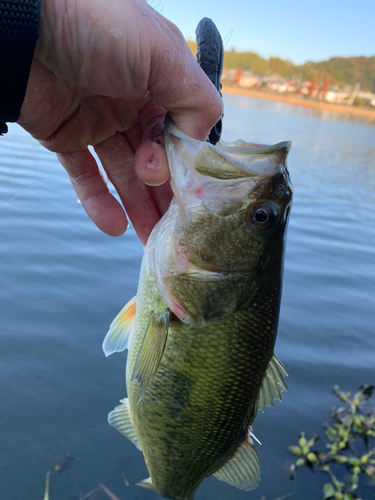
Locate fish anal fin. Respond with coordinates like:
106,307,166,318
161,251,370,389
107,398,142,451
214,439,261,491
256,354,288,413
131,311,170,404
102,296,136,357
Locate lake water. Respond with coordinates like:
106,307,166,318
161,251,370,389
1,95,375,500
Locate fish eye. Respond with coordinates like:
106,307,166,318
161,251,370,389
249,204,275,230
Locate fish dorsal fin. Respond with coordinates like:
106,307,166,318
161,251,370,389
256,354,288,413
214,439,261,490
102,297,136,357
107,398,142,450
131,311,170,404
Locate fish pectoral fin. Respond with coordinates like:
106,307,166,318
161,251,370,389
131,310,170,404
213,439,261,490
102,296,136,357
256,354,288,413
134,477,155,491
107,398,142,451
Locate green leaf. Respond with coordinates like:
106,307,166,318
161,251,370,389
323,483,335,499
298,434,307,448
334,455,348,464
360,453,371,464
338,440,347,450
307,435,319,448
333,386,350,403
307,452,317,463
288,446,302,456
353,465,361,475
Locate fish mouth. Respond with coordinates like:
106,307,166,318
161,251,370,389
194,141,291,180
165,116,291,181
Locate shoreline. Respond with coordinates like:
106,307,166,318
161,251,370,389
222,85,375,121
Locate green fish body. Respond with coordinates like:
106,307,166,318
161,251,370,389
103,118,293,500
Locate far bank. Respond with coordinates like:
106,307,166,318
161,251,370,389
222,86,375,122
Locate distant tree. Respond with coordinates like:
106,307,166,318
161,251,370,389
185,39,375,91
269,56,294,77
353,97,365,106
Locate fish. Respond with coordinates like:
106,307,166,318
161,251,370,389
103,116,293,500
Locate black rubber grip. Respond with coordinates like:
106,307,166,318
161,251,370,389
195,18,224,145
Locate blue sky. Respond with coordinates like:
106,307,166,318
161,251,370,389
150,0,375,64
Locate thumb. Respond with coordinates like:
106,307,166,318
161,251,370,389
134,13,223,187
148,17,223,141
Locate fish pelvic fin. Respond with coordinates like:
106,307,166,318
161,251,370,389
102,296,136,357
131,310,170,404
214,439,260,491
134,477,155,491
134,478,195,500
256,354,288,413
107,398,142,451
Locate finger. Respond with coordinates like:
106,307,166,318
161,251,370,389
134,101,168,186
148,16,223,140
122,121,143,154
150,180,173,218
94,133,161,245
57,149,128,237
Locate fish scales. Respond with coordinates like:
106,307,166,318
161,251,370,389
103,117,293,500
129,283,279,499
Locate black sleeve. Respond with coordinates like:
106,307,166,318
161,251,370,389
0,0,41,135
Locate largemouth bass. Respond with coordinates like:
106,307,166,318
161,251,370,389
103,116,293,500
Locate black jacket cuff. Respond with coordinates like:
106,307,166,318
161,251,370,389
0,0,41,134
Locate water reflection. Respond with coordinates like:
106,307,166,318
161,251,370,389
224,94,375,128
0,97,375,500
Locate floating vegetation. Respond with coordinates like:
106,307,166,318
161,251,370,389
259,494,293,500
43,456,75,500
121,473,130,488
288,385,375,500
42,454,128,500
43,470,51,500
52,455,75,474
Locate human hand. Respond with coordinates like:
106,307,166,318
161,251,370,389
17,0,223,244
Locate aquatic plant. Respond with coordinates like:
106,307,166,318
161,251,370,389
43,456,75,500
288,385,375,500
